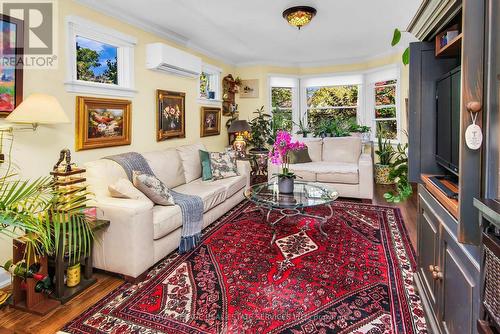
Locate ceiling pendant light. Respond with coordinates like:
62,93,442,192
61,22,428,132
282,6,317,30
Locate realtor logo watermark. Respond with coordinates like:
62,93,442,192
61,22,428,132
1,0,58,69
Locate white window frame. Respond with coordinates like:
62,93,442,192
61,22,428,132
197,63,222,106
65,16,137,97
267,65,401,142
268,75,299,132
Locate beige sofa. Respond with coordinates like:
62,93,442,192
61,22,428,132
84,143,250,280
268,136,373,200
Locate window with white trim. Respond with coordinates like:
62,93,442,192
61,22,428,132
65,16,136,97
198,64,221,103
269,77,298,132
373,79,398,140
306,85,359,127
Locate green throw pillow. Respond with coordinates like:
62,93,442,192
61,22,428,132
288,148,312,164
199,150,213,181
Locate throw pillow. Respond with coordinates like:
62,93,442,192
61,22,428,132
108,178,152,203
288,148,313,164
199,150,213,181
209,150,239,180
132,171,175,206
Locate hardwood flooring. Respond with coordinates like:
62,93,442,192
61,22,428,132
0,183,419,334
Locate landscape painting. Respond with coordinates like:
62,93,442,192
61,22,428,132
76,35,118,85
76,96,131,151
239,79,259,98
0,14,23,116
157,90,186,141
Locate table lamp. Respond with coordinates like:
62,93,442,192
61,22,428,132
5,93,70,131
228,120,251,158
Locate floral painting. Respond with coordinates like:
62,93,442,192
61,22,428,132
157,90,185,141
76,96,131,151
0,14,23,116
200,107,221,137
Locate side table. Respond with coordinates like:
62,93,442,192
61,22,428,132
49,219,110,304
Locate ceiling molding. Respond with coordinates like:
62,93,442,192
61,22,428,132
235,49,403,69
74,0,236,66
407,0,461,40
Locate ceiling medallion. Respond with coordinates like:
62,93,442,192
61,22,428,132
282,6,317,30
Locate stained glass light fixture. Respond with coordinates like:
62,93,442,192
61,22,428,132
283,6,317,30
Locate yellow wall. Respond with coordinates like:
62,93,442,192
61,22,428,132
0,0,236,265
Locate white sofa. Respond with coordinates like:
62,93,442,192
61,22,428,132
84,143,250,280
268,136,373,200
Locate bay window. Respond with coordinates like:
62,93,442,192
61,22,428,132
306,85,359,127
374,80,398,140
269,77,298,132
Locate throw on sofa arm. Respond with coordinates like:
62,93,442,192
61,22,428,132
92,197,155,279
358,153,374,200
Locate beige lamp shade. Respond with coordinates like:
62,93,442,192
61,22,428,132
6,93,70,124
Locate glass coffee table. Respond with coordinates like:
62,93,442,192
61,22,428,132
244,181,339,245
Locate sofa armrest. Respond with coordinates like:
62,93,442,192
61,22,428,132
237,159,251,189
358,153,374,200
92,197,155,278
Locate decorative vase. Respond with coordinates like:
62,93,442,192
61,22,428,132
278,176,294,194
374,164,394,185
66,263,81,287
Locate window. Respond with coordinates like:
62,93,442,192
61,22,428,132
198,64,221,104
374,80,398,140
306,85,359,128
66,16,136,97
271,87,293,131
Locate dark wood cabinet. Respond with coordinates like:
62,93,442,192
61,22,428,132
416,185,480,334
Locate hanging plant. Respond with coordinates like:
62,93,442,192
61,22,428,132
391,28,410,66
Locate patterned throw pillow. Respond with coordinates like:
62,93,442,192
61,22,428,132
132,171,175,206
209,151,239,180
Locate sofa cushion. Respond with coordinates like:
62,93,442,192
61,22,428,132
300,138,322,162
133,172,175,206
288,148,312,164
322,137,361,163
291,161,359,184
173,181,226,212
289,168,316,182
108,178,152,203
143,148,185,188
176,143,206,183
152,205,182,240
210,175,247,198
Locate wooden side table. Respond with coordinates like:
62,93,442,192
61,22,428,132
49,219,110,304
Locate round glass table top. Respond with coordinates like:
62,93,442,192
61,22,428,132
244,181,339,209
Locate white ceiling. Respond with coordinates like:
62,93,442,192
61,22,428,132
77,0,422,67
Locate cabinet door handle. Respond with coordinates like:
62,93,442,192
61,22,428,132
429,265,435,272
466,101,482,113
432,269,443,280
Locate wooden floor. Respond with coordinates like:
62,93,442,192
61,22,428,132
0,183,418,334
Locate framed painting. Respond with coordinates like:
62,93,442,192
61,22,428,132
157,90,185,141
239,79,259,98
0,14,24,116
200,107,221,137
76,96,131,151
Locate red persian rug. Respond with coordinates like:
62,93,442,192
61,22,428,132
62,201,427,334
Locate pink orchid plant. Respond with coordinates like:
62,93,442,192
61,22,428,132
269,130,306,178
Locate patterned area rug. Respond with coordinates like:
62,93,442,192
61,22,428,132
62,201,427,334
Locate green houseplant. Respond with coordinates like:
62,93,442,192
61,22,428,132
293,115,311,138
0,134,94,270
374,126,396,184
248,106,272,152
384,132,412,203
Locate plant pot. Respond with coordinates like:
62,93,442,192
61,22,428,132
278,176,294,194
66,263,81,287
374,164,394,185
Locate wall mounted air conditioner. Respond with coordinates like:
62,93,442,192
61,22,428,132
146,43,202,78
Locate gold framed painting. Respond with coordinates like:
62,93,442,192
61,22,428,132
200,107,221,137
157,89,186,141
76,96,131,151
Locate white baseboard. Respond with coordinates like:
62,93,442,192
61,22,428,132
0,269,11,288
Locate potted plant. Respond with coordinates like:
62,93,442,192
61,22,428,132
313,119,330,138
349,121,371,142
374,127,396,184
294,115,311,138
248,106,272,153
269,130,305,193
384,131,412,202
327,118,351,137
